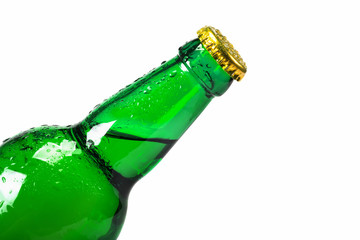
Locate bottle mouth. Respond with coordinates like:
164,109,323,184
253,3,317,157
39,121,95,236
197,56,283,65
197,26,247,82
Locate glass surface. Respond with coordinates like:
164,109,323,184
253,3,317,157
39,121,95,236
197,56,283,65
0,39,232,239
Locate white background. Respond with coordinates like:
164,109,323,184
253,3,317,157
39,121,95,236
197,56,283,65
1,0,360,239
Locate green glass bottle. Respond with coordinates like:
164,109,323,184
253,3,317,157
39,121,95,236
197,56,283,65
0,26,246,240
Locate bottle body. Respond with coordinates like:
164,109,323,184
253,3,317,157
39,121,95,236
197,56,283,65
0,126,128,240
0,38,235,239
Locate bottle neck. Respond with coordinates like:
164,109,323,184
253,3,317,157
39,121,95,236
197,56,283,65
75,39,232,179
179,39,233,96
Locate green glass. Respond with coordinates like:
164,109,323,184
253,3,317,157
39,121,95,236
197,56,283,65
0,38,233,239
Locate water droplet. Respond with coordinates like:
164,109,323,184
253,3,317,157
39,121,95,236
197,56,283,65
170,71,177,77
55,181,60,184
136,102,140,106
86,140,95,148
11,163,16,166
179,85,182,89
92,104,101,111
143,90,147,94
147,86,151,90
2,177,6,183
59,169,63,172
130,115,134,118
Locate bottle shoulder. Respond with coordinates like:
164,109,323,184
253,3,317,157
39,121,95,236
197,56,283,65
0,125,116,187
0,125,80,167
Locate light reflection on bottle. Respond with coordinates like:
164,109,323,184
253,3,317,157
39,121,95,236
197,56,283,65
32,139,81,165
0,168,27,214
86,121,116,148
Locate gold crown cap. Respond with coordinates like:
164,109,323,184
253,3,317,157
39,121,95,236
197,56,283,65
197,26,247,81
